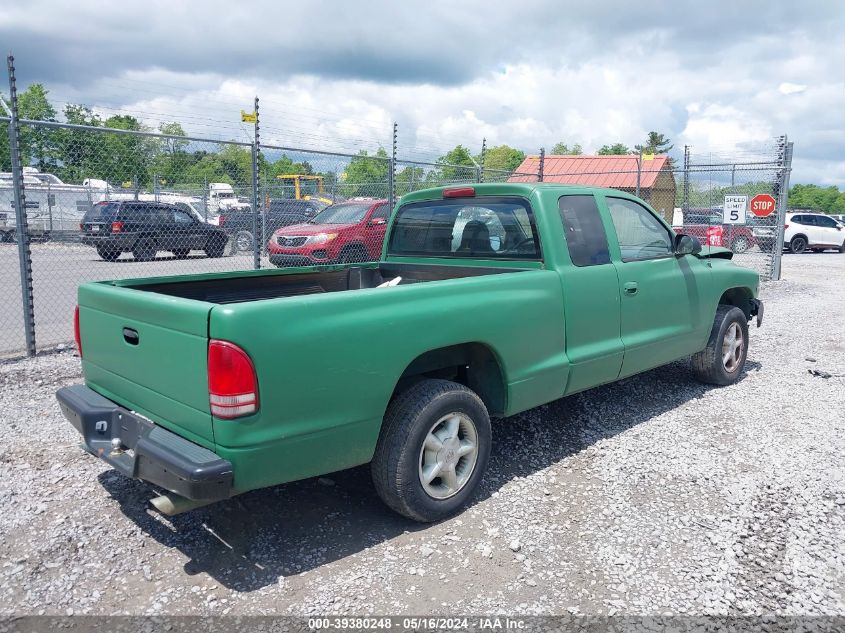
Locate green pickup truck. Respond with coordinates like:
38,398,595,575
57,183,763,522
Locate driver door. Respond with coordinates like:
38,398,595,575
601,196,710,378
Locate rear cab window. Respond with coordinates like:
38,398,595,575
558,195,610,266
387,196,540,260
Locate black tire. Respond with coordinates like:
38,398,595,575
731,236,749,254
172,248,190,259
339,245,367,264
96,246,120,261
204,235,226,258
789,236,807,254
132,238,157,262
691,305,749,386
371,379,491,522
839,240,845,254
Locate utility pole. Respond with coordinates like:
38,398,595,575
251,96,261,269
636,149,642,198
389,122,397,206
478,137,487,182
538,148,545,182
6,54,36,356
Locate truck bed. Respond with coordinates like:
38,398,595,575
124,263,526,304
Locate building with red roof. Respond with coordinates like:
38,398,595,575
509,154,676,221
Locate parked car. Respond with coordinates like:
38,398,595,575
219,198,328,252
784,212,845,253
268,198,391,266
676,209,757,253
59,183,762,523
80,200,228,261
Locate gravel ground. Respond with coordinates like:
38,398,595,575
0,253,843,617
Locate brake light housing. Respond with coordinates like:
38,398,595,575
443,187,476,198
218,214,226,226
208,340,258,419
111,221,124,233
74,305,82,357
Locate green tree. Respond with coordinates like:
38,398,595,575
437,145,476,182
341,148,390,197
98,115,157,185
395,164,426,196
480,144,526,175
634,131,673,155
53,104,104,182
550,142,583,155
17,84,59,170
597,143,631,155
787,184,845,213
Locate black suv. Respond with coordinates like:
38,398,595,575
218,198,329,252
80,200,228,261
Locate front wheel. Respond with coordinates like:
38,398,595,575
691,305,749,385
204,235,226,258
371,379,491,522
789,236,807,254
234,230,254,253
839,240,845,254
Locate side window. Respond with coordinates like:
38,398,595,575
370,204,390,222
817,216,837,228
606,197,673,262
173,209,194,224
558,195,610,267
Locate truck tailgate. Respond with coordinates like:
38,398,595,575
78,282,215,447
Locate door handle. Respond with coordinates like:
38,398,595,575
623,282,639,296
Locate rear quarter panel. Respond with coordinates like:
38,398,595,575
209,269,568,493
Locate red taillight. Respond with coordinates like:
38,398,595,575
443,187,476,198
74,305,82,357
79,223,84,231
784,224,789,230
218,214,226,226
111,221,124,233
208,340,258,419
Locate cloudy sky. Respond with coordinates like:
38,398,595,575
1,0,843,185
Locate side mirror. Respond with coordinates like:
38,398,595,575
675,233,702,256
369,217,387,226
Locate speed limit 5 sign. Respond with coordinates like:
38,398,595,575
723,195,748,224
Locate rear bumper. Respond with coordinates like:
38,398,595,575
56,385,233,501
80,235,136,249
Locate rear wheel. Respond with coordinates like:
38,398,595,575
789,236,807,254
691,305,749,386
204,235,226,258
371,379,491,522
132,238,157,262
731,236,749,253
96,246,120,261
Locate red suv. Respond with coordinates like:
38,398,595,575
268,199,391,267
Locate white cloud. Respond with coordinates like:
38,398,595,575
2,0,844,185
779,82,808,95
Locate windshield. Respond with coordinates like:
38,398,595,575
301,179,321,196
312,203,371,225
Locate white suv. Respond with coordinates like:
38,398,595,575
784,212,845,254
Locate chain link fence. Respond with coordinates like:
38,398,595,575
0,107,792,358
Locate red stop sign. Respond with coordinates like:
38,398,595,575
750,194,777,218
